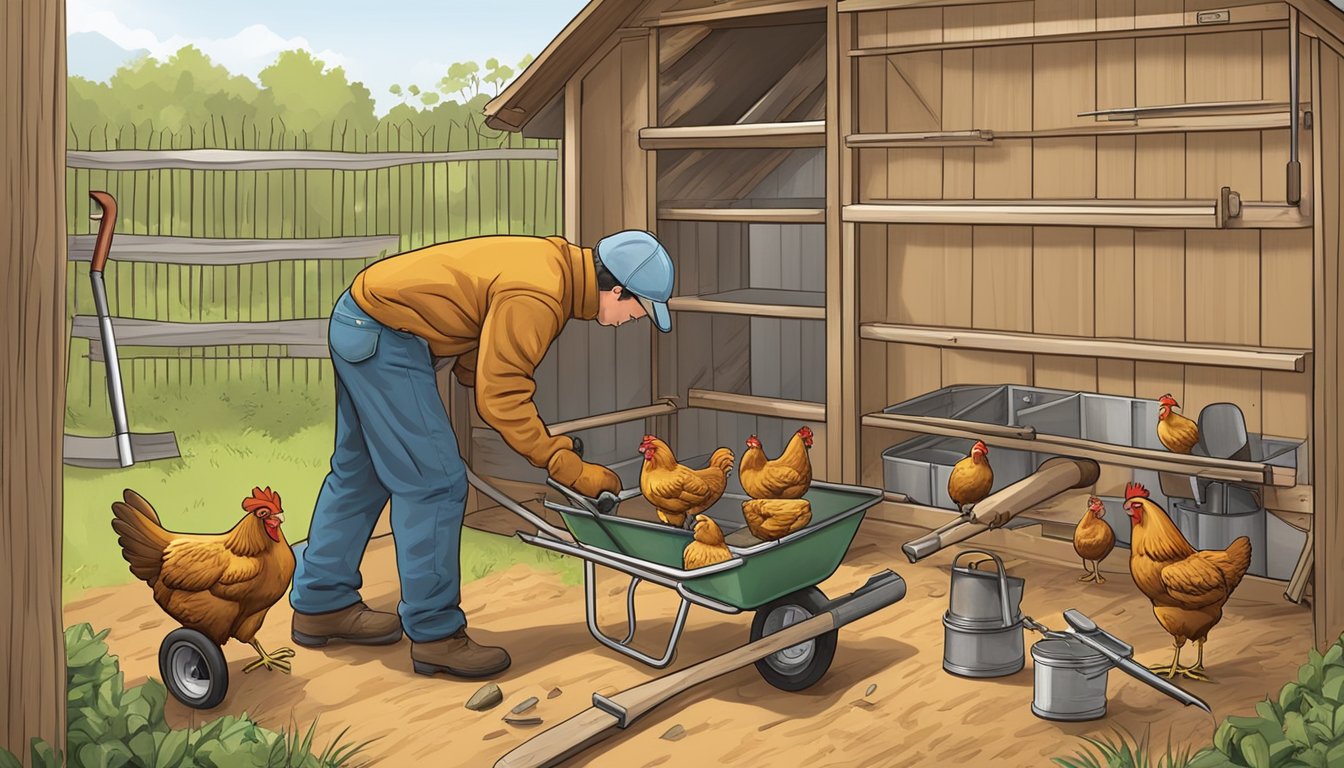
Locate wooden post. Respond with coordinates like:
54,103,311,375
1,0,68,760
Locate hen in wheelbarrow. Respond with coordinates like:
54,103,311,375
466,442,906,693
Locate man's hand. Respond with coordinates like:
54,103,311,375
547,448,621,498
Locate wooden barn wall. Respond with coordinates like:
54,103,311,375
473,35,653,481
1311,39,1343,650
850,3,1316,496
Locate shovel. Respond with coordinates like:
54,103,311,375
63,191,180,469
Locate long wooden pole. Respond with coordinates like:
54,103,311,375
0,0,68,760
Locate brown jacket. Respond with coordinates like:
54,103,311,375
350,235,597,469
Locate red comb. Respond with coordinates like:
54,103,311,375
242,486,282,516
1124,482,1150,500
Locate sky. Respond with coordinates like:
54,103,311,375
67,0,590,113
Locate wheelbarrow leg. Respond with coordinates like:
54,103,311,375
584,561,690,669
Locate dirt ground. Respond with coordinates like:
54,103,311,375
65,517,1313,768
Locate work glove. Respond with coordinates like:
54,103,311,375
547,447,621,498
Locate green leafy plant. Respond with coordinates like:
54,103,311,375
1186,634,1344,768
1053,726,1193,768
0,624,375,767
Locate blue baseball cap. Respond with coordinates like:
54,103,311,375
595,230,674,333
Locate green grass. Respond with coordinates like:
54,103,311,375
1053,727,1195,768
63,376,578,598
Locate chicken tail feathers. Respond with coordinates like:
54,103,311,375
1220,536,1254,588
709,447,735,476
111,493,172,585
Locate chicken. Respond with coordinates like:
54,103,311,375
948,440,993,516
1074,495,1116,584
741,498,812,541
1157,394,1200,454
638,435,734,527
110,487,297,674
1125,482,1252,681
739,427,813,500
682,514,732,570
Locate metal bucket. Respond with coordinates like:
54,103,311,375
943,612,1025,678
1031,637,1112,721
948,550,1024,627
943,550,1024,678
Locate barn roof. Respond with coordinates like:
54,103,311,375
485,0,1344,134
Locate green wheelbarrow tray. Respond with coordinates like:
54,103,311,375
511,477,894,683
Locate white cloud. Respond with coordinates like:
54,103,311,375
68,0,347,80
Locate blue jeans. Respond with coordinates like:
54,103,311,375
289,290,469,643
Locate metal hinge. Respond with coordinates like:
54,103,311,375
1196,9,1231,24
1217,186,1243,228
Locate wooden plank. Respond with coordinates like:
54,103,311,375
941,348,1034,384
686,387,826,420
1185,30,1264,103
647,0,826,26
66,147,557,171
1261,228,1314,348
843,199,1311,227
850,14,1288,55
861,411,1296,484
668,287,826,318
1184,365,1264,433
639,120,826,149
1133,230,1186,339
1035,0,1098,37
66,234,401,266
859,321,1310,371
1032,227,1095,335
848,111,1294,143
1185,230,1261,345
944,1,1035,42
1035,42,1097,129
70,316,327,347
564,79,581,241
841,0,1026,10
1094,228,1135,336
657,206,826,222
549,399,679,435
1185,131,1264,202
886,224,975,325
833,0,853,482
972,227,1032,332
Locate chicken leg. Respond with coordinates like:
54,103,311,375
243,639,295,674
1077,559,1107,584
1177,640,1210,681
1148,640,1186,679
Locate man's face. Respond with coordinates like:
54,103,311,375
597,287,648,327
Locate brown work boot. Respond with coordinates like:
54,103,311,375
291,602,403,647
411,629,511,679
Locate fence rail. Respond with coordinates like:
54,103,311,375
67,147,559,171
67,234,400,265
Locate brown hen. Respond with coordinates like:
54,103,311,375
741,498,812,541
683,515,732,570
1074,495,1116,584
1157,394,1200,454
948,440,993,516
638,435,734,527
739,427,813,500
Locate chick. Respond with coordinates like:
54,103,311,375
682,514,732,570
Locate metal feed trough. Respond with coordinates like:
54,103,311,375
468,457,902,692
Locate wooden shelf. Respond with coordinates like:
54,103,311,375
687,388,826,421
846,3,1287,56
862,412,1297,487
640,121,825,149
842,200,1310,229
846,112,1293,145
859,323,1311,373
669,288,825,319
659,205,825,223
549,399,679,436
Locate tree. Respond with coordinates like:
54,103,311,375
257,49,378,136
437,60,480,103
1,0,67,762
483,58,515,96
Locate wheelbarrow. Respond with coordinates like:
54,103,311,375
466,457,904,692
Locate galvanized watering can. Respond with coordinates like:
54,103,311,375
942,550,1026,678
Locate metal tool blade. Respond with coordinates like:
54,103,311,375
1062,610,1212,713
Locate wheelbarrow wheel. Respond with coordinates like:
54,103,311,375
158,628,228,710
750,587,837,692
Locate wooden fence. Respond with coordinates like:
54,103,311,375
65,119,561,407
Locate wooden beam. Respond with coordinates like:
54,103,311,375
1081,100,1294,121
657,206,826,223
860,322,1311,372
71,316,327,348
65,147,557,171
668,288,826,319
738,36,827,124
839,0,1023,10
846,112,1294,145
687,388,826,421
862,412,1297,487
647,0,826,27
66,234,401,265
847,9,1288,56
564,78,581,242
842,200,1311,228
639,120,825,149
831,2,852,484
548,399,679,435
